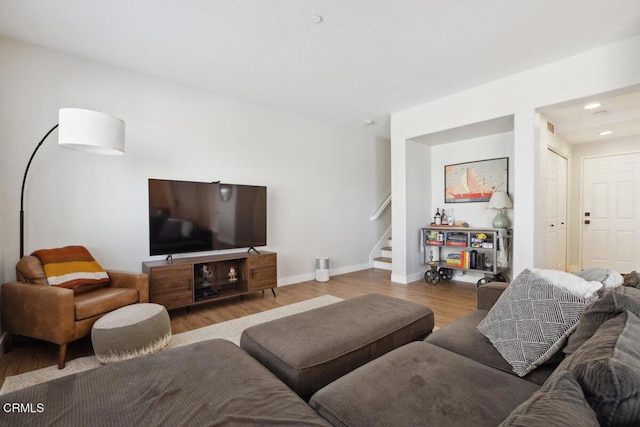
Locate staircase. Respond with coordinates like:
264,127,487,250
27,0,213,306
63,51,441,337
369,194,392,271
373,237,392,270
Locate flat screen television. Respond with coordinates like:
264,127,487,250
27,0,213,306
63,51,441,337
148,179,267,256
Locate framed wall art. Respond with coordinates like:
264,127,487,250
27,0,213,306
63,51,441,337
445,157,508,203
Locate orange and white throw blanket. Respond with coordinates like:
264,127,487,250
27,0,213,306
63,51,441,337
32,245,110,288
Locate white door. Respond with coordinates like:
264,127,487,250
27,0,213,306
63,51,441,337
546,150,567,270
582,153,640,272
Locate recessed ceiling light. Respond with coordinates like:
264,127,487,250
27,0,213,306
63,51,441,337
364,119,376,125
584,102,601,110
598,130,613,136
311,15,323,24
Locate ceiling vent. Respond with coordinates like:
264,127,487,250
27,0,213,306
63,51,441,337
546,120,555,135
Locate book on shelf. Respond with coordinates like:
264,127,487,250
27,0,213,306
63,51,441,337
446,253,461,267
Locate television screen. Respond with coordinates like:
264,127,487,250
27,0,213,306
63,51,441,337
148,179,267,256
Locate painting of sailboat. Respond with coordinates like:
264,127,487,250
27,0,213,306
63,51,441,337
445,157,508,203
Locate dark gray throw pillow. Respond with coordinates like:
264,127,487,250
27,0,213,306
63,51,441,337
500,370,599,427
558,311,640,427
564,285,640,354
623,271,640,289
478,269,589,377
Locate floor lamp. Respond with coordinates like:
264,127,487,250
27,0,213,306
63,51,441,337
20,108,125,258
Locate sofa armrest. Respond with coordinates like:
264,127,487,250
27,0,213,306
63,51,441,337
477,282,509,310
1,282,75,344
107,271,149,303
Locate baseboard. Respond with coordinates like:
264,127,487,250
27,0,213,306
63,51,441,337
278,272,315,287
277,263,371,287
406,271,425,283
390,274,409,284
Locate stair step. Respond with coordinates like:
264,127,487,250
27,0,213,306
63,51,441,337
382,246,392,251
381,248,392,258
373,257,392,271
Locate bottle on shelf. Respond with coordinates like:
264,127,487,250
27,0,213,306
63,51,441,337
441,208,448,225
448,209,455,226
434,208,441,225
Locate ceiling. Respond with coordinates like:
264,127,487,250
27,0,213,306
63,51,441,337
1,0,640,138
542,89,640,144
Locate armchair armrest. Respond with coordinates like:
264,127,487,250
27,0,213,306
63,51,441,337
1,282,75,344
477,282,509,310
106,271,149,303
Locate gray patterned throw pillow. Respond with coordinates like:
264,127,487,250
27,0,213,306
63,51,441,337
478,269,590,377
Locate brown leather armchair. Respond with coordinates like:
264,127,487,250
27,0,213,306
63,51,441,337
1,255,149,368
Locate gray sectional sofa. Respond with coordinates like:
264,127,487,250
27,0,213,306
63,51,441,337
2,275,639,426
310,274,640,427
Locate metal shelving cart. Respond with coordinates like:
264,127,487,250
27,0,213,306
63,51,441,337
420,226,510,286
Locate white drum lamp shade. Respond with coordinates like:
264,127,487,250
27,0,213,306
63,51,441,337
20,108,126,257
58,108,125,155
488,191,513,228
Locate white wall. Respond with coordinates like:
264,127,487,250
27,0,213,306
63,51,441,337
399,131,514,284
394,139,431,283
0,37,391,285
391,35,640,283
430,132,514,228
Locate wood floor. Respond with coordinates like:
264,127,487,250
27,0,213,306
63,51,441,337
0,268,477,388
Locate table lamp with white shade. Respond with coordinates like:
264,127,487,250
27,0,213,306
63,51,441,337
488,191,512,228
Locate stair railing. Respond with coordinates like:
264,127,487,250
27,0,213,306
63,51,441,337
370,194,391,221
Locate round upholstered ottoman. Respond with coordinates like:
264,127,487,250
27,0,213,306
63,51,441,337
91,303,171,364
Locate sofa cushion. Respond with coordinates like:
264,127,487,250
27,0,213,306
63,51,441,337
426,310,557,385
574,267,623,290
558,311,640,427
0,339,330,426
32,246,110,289
478,269,589,377
500,370,599,427
477,282,509,310
240,293,433,398
74,287,139,320
564,285,640,355
309,341,540,427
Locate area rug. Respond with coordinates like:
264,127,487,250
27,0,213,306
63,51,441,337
0,294,343,395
